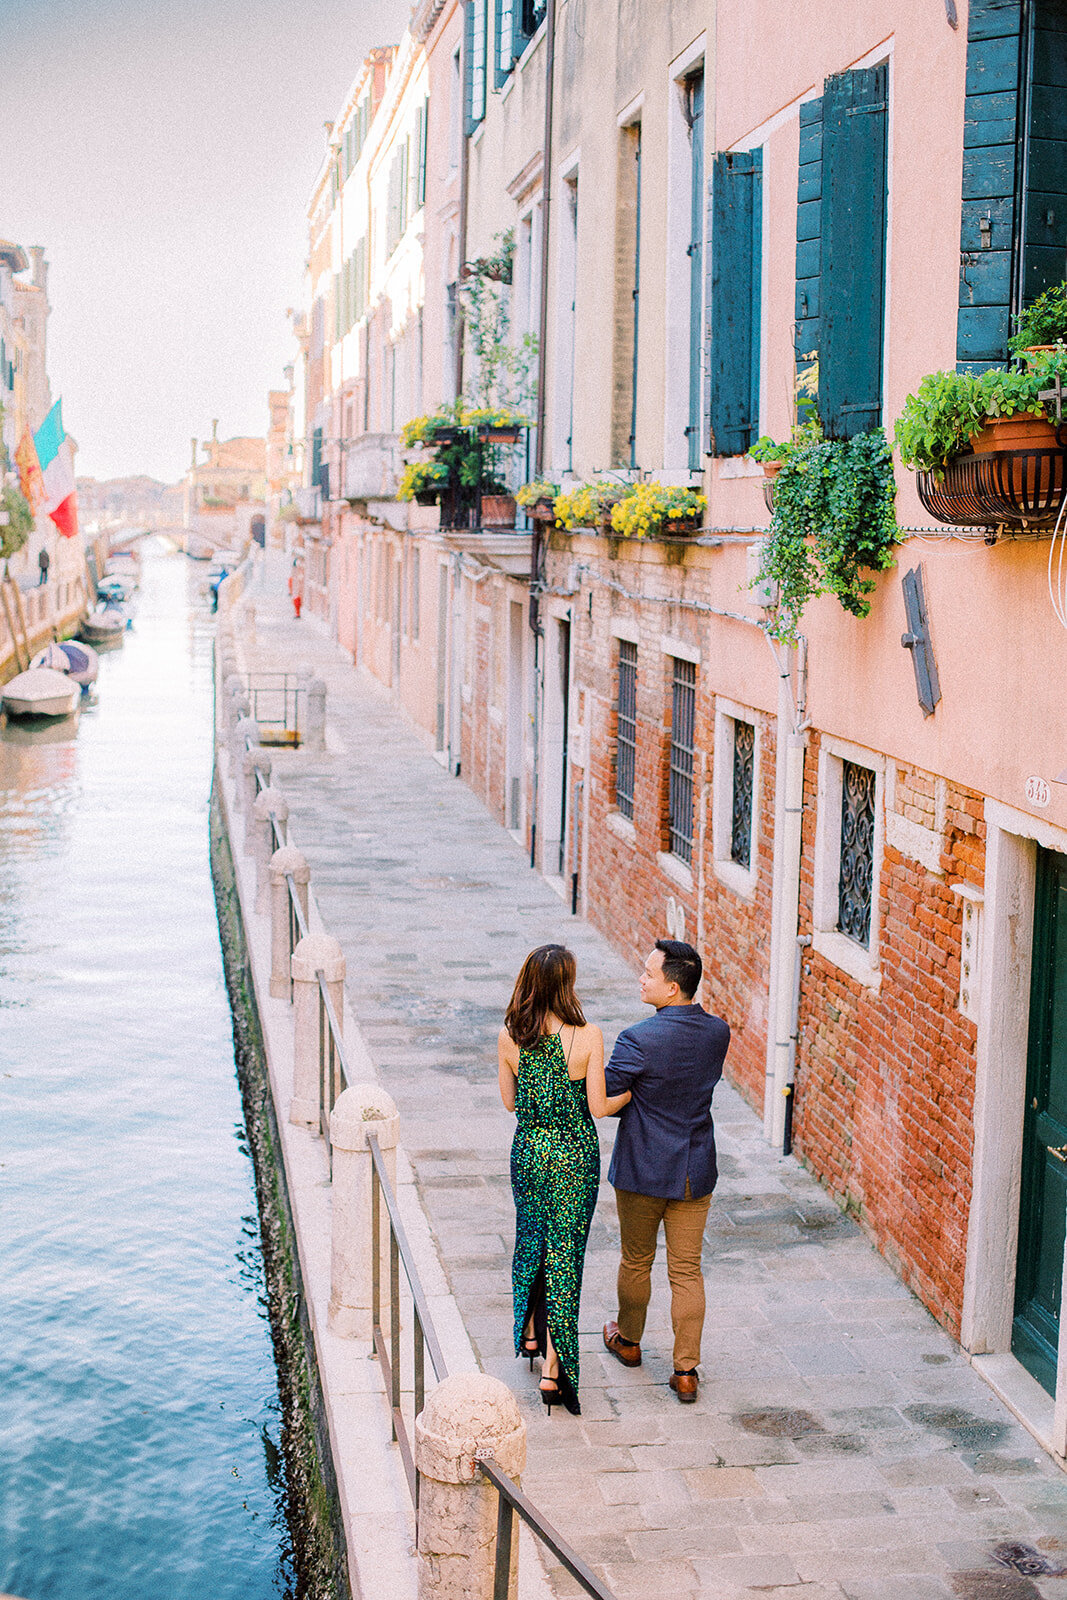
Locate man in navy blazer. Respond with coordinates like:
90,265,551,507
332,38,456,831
601,939,729,1402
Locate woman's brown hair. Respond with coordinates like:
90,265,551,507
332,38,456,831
504,944,586,1051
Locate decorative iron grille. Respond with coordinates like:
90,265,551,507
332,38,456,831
668,658,696,864
731,720,755,868
615,640,637,820
838,760,876,947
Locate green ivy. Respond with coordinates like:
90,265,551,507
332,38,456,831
0,484,33,562
758,428,900,645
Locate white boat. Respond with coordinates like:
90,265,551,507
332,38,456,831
81,605,126,643
2,667,81,718
30,639,100,687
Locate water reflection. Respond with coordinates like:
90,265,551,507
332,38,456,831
0,544,292,1600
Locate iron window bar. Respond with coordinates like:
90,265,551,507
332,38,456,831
615,640,637,820
731,719,755,868
916,448,1067,530
668,658,696,865
838,760,875,948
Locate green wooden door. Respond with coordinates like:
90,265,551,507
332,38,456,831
1013,846,1067,1395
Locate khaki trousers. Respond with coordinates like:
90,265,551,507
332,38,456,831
615,1182,711,1372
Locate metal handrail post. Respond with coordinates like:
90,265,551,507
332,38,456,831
492,1491,515,1600
390,1228,401,1437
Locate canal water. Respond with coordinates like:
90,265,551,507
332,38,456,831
0,546,292,1600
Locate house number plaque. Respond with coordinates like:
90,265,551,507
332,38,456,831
1026,776,1051,808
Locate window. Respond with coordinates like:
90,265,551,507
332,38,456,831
615,640,637,820
731,719,755,868
685,71,704,470
812,737,884,989
795,64,888,439
708,149,762,456
611,122,642,468
958,0,1067,369
838,760,876,947
668,658,696,864
464,0,488,136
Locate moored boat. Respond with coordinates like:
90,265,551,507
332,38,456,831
81,605,126,644
2,667,81,718
30,639,100,687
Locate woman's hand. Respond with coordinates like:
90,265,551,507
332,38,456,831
498,1027,518,1112
584,1029,632,1118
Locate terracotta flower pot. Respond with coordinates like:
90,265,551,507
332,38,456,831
664,517,701,535
762,460,784,480
480,493,517,528
529,498,556,522
971,413,1059,453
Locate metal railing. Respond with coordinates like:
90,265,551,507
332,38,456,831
244,672,306,746
239,717,617,1600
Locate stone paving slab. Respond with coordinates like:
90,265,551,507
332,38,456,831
238,552,1067,1599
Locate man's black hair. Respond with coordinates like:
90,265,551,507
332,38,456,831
654,939,702,999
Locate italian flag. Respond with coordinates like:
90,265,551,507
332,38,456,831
34,399,78,539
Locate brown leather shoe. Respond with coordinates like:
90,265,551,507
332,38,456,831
602,1321,642,1367
669,1370,699,1403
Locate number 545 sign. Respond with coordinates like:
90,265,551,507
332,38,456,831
1027,775,1051,808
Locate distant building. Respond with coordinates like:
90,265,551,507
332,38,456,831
181,422,267,549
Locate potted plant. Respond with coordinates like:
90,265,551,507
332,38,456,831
1009,281,1067,362
516,479,560,521
0,483,33,565
610,482,707,538
554,481,636,532
751,428,900,644
895,351,1067,475
398,460,450,505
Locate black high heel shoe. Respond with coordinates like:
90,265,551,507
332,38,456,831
520,1338,540,1371
539,1376,561,1415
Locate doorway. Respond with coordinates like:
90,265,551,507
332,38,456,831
506,600,525,834
541,614,571,878
1013,846,1067,1395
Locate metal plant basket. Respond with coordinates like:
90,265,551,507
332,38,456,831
917,447,1067,529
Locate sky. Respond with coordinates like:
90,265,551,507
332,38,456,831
1,0,410,484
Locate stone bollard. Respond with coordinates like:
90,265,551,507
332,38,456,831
253,787,288,913
230,714,259,780
290,932,345,1128
415,1374,525,1600
328,1083,399,1338
242,747,273,844
269,845,309,998
222,673,244,728
304,677,327,752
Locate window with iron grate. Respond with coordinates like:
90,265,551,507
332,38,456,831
615,640,637,820
669,658,696,864
730,719,754,868
838,759,875,947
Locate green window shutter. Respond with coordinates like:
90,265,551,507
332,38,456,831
418,99,429,206
957,0,1023,370
1022,1,1067,305
818,64,888,439
400,141,410,236
464,0,487,135
794,96,823,410
495,0,514,86
332,271,341,341
708,148,763,457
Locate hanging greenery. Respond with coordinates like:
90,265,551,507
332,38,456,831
754,428,900,644
459,228,538,414
0,483,34,562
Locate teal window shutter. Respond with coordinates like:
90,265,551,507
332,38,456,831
708,148,763,457
957,0,1023,369
495,0,514,85
464,0,487,135
794,97,822,416
1021,1,1067,305
417,100,428,207
818,64,888,439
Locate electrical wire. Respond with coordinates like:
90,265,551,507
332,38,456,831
1047,488,1067,630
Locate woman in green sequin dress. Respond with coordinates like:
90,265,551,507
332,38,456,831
498,945,631,1414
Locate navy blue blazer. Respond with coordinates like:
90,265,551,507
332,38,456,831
604,1004,730,1200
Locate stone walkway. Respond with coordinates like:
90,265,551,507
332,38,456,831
240,552,1067,1600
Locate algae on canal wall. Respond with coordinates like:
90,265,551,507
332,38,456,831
210,785,351,1600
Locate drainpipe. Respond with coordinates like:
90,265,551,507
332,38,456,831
528,0,556,870
454,40,472,399
765,637,808,1152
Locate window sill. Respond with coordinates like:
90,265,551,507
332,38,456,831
812,926,882,993
606,810,636,847
657,850,694,893
712,856,757,902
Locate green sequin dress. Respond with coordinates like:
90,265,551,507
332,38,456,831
510,1030,600,1414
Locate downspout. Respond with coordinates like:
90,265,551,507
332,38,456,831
454,28,472,400
529,0,557,869
764,635,808,1153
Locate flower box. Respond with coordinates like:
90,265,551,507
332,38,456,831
480,493,517,529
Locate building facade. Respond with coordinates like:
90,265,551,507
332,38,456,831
299,0,1067,1462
